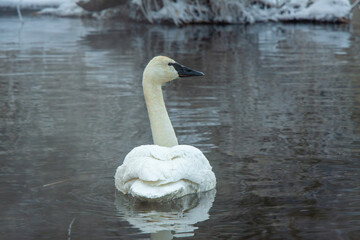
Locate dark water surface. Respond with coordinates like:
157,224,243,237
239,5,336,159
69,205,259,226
1,14,360,240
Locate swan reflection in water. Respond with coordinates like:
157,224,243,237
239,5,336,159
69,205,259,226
115,189,216,239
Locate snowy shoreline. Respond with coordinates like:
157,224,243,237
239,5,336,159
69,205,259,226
0,0,62,9
0,0,354,25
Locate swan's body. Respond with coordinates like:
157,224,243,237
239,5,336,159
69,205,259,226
114,56,216,201
115,145,215,200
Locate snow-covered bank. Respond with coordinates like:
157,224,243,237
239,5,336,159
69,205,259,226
130,0,352,25
38,0,84,17
1,0,354,25
0,0,85,16
0,0,63,9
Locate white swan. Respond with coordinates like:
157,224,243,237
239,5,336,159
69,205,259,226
114,56,216,201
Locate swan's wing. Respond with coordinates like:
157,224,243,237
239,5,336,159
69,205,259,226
114,145,216,200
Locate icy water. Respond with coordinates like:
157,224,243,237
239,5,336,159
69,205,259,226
1,14,360,240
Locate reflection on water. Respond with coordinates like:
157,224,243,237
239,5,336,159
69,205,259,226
1,14,360,239
115,190,216,238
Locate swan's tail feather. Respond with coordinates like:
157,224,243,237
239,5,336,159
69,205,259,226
128,180,198,201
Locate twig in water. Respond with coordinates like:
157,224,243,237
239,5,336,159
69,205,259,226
42,179,68,187
17,0,24,24
67,217,76,240
352,0,360,11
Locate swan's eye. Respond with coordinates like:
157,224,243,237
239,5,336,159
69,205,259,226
168,62,174,67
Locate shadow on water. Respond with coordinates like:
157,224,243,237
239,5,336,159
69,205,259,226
0,14,360,239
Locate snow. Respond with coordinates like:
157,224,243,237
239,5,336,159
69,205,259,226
282,0,351,21
131,0,352,25
0,0,85,17
0,0,63,8
38,0,84,17
0,0,352,24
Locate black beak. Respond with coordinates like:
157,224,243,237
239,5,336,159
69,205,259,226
169,62,204,77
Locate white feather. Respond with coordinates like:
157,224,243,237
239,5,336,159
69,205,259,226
115,145,216,201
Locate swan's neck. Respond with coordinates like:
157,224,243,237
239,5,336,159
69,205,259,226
143,81,178,147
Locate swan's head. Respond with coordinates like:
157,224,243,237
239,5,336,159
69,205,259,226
143,56,204,85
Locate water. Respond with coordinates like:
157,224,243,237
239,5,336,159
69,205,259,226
1,14,360,240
